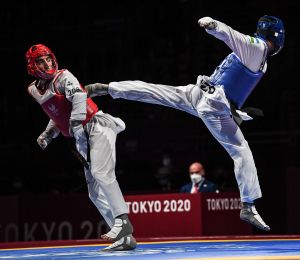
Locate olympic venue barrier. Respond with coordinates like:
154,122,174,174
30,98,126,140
0,192,251,242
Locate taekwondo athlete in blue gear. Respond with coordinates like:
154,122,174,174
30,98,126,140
209,15,285,110
85,15,285,232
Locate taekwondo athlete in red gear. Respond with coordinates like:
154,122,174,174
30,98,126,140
26,44,136,251
85,15,285,232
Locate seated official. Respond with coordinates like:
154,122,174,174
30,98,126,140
180,162,218,193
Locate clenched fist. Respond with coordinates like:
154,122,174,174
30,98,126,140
37,131,52,150
198,17,217,30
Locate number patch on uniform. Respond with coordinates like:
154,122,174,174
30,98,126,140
67,87,82,95
200,84,215,94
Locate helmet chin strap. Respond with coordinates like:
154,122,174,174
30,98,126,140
45,68,57,75
35,66,57,80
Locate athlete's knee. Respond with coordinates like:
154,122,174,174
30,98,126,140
91,169,116,185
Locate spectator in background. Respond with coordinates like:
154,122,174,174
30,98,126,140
180,162,218,193
154,152,173,191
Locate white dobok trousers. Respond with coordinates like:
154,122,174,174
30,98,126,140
77,111,128,228
108,76,262,203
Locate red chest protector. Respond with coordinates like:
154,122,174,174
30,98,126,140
29,71,98,137
41,93,98,137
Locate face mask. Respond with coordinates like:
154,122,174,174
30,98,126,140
190,174,202,184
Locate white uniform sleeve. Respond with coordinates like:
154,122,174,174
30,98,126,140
45,119,60,138
59,70,87,121
205,19,267,72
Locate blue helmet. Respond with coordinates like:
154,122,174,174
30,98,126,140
255,15,285,56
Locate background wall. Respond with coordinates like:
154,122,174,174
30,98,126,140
1,0,299,235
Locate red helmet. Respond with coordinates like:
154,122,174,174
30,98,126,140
25,44,58,80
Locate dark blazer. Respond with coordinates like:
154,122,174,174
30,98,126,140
180,179,218,193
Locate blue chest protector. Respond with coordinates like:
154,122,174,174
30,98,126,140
209,53,264,109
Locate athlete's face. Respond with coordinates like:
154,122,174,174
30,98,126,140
35,55,54,73
266,40,275,55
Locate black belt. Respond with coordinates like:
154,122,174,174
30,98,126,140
199,79,264,126
230,102,264,126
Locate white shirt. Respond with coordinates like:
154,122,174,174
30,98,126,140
206,20,268,73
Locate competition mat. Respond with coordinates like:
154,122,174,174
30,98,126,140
0,235,299,259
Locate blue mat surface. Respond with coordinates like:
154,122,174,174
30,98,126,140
0,239,300,259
